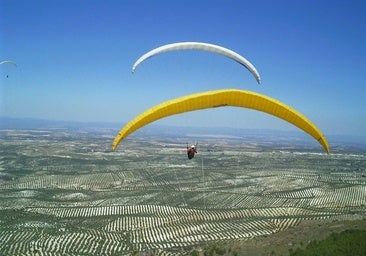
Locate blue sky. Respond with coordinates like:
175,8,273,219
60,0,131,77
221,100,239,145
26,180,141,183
1,0,365,137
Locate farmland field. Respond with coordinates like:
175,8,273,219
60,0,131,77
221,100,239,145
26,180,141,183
0,126,365,255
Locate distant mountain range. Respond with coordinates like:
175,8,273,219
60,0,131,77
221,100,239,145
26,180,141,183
1,116,365,151
0,116,120,129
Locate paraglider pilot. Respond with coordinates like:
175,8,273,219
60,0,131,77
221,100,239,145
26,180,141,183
186,144,197,159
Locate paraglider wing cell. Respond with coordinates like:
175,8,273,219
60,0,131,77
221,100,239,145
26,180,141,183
112,89,329,153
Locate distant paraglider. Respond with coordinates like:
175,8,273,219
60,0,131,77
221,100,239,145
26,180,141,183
112,89,329,153
1,60,17,78
132,42,261,84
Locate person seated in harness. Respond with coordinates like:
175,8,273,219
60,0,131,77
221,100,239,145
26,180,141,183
186,144,197,159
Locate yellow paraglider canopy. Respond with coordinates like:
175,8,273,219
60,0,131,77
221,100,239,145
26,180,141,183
112,89,329,153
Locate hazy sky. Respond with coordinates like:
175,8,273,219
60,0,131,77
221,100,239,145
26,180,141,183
1,0,365,137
